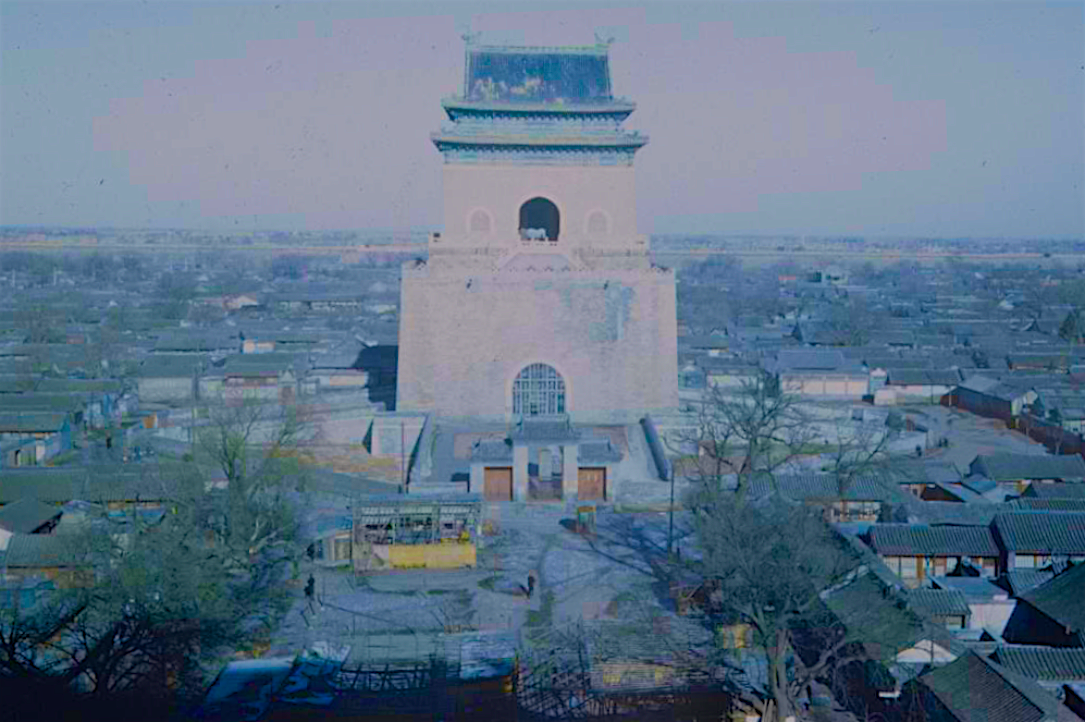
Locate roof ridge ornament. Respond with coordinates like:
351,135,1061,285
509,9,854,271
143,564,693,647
594,32,615,47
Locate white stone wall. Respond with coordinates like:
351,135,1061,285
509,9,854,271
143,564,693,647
397,263,678,421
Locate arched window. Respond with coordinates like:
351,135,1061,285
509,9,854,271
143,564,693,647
512,363,566,416
518,197,560,242
469,209,492,233
586,210,609,234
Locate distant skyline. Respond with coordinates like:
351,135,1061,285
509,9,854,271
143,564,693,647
1,1,1082,239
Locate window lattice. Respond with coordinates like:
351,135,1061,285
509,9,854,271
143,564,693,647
512,363,566,416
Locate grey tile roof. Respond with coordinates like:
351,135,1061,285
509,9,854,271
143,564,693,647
908,588,971,618
0,498,62,534
0,411,68,433
973,454,1085,483
867,524,1000,557
1002,568,1058,598
470,439,513,462
919,652,1066,722
774,348,848,371
1020,562,1085,635
135,354,206,378
3,533,88,568
1011,498,1085,512
750,473,904,502
34,378,124,395
1024,484,1085,500
509,417,581,443
0,466,169,505
886,368,963,387
993,512,1085,554
578,439,622,464
993,646,1085,682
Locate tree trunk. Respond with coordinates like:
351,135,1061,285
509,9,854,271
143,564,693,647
769,628,793,722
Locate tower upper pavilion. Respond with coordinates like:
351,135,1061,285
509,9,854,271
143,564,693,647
428,41,649,253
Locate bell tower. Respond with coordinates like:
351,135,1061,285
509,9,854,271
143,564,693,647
397,39,678,422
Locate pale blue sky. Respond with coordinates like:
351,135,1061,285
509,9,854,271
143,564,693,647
2,1,1082,238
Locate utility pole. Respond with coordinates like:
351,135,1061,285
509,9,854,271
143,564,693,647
667,464,676,558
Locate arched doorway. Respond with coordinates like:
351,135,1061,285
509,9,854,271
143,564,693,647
512,363,566,416
519,197,560,242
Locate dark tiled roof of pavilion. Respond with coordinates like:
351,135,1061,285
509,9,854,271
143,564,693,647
867,524,1000,557
918,652,1068,722
992,646,1085,682
992,512,1085,554
464,45,612,106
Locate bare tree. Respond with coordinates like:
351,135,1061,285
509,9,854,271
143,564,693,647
820,417,899,499
684,488,863,721
0,403,314,717
671,370,815,500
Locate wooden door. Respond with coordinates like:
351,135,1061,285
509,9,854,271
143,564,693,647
484,467,513,501
578,467,606,501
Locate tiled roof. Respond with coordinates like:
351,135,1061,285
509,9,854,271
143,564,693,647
993,646,1085,682
1024,484,1085,500
578,440,622,464
867,524,1000,557
135,354,205,378
919,652,1065,722
4,533,88,568
774,348,847,371
886,368,962,386
1002,568,1058,597
974,454,1085,482
0,411,67,433
822,572,929,657
1021,562,1085,635
464,46,612,105
1011,498,1085,512
750,473,903,502
908,588,971,618
0,498,62,534
509,417,581,443
993,512,1085,554
470,439,513,462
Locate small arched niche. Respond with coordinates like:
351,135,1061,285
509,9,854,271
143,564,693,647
586,209,610,235
468,208,493,234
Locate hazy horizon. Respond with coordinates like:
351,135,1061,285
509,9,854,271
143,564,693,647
2,1,1082,239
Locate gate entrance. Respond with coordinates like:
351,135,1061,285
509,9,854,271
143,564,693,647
484,467,513,501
